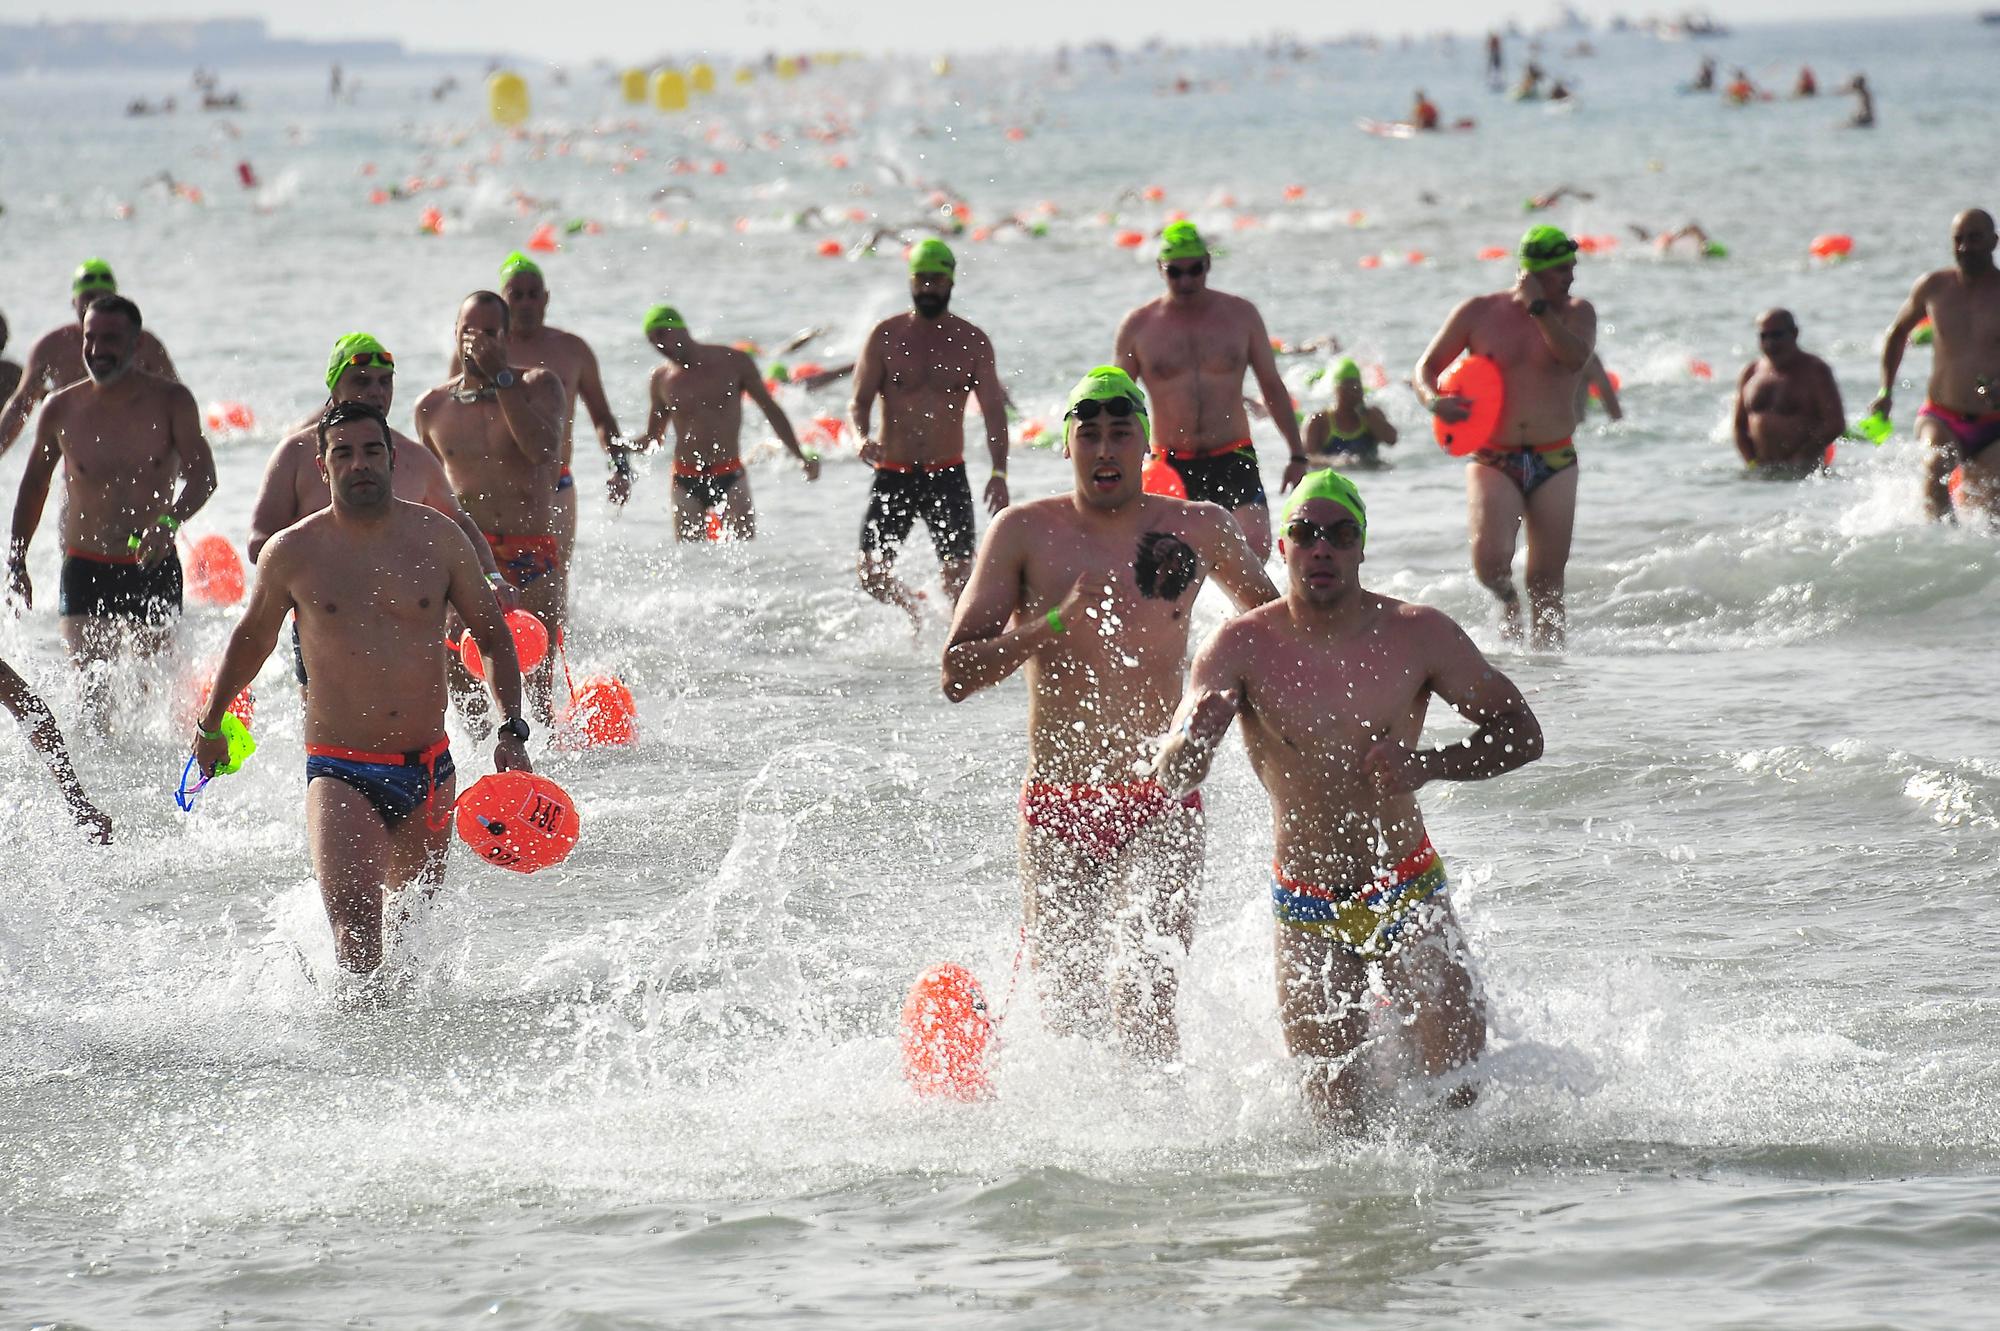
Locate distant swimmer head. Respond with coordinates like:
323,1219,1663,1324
325,331,395,409
499,250,548,329
80,294,142,385
1280,467,1367,550
909,239,956,318
1332,357,1364,402
1158,222,1211,293
71,258,117,317
1755,309,1799,361
316,399,397,508
642,303,692,358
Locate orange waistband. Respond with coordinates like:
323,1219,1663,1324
1159,438,1253,462
65,547,143,566
304,737,450,766
873,456,964,474
672,457,746,478
483,531,561,553
1272,835,1438,895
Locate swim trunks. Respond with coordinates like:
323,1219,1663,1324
861,460,975,565
672,457,746,511
555,466,575,493
1918,402,2000,462
483,532,561,588
1019,779,1203,860
1473,439,1577,497
1271,836,1449,957
58,548,182,624
1161,440,1267,509
304,737,455,829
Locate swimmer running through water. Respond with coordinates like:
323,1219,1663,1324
0,259,178,459
1732,310,1844,476
1305,359,1398,469
943,367,1275,1061
1152,469,1543,1130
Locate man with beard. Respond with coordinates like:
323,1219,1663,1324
8,295,216,719
194,401,530,977
1414,225,1598,650
850,239,1010,625
414,292,565,720
1731,310,1844,476
1872,209,2000,520
0,260,178,458
1114,221,1308,560
1151,469,1542,1129
942,367,1276,1062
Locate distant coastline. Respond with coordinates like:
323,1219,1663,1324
0,17,415,72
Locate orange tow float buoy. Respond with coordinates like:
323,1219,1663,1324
559,675,638,748
455,771,581,873
900,962,993,1100
1432,355,1505,456
1141,453,1188,498
184,532,247,605
458,608,551,679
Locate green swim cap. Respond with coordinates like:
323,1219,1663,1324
1520,225,1579,273
212,713,257,778
1158,221,1209,262
1332,357,1362,385
325,332,393,392
72,259,117,294
908,238,957,277
1063,365,1149,444
1280,467,1368,540
643,304,687,333
498,250,543,283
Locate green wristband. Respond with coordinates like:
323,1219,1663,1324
1046,607,1066,635
156,513,181,531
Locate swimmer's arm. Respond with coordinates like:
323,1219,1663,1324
1585,357,1622,421
0,337,55,458
1364,405,1399,445
1374,613,1543,793
246,439,303,563
1198,504,1281,611
0,657,106,838
1150,627,1246,797
1413,301,1476,407
969,336,1009,473
443,520,527,737
941,510,1046,702
9,409,64,567
163,385,218,527
1731,366,1756,464
574,342,623,453
412,392,450,469
849,327,887,442
1873,277,1929,411
497,368,564,466
638,367,672,450
1246,310,1306,456
1810,359,1846,450
1528,295,1595,373
741,355,809,463
197,543,296,737
1304,411,1331,453
1112,309,1144,380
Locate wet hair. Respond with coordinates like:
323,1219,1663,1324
1135,531,1200,601
316,399,395,457
463,289,510,333
85,293,143,330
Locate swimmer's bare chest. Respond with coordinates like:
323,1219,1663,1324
1138,312,1245,381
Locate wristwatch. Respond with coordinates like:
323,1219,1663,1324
1528,299,1550,317
499,715,531,742
492,368,518,390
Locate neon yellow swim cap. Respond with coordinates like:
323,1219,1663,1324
325,332,393,392
1520,225,1579,273
1280,467,1367,540
1063,365,1150,444
72,259,117,294
499,250,544,283
643,304,687,333
213,713,257,777
1158,221,1209,262
1332,357,1362,384
908,238,957,277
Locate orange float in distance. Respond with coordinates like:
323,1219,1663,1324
185,532,247,605
1141,453,1188,498
900,962,993,1100
455,771,581,873
1808,233,1853,259
1432,355,1505,456
816,238,843,257
1114,230,1146,249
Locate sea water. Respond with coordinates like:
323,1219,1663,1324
1,17,1997,1328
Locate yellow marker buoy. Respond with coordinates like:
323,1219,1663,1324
733,66,755,86
619,68,646,104
690,62,715,94
651,68,688,112
776,56,798,80
932,56,953,77
487,70,529,126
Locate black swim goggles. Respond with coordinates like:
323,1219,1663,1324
1283,517,1363,550
1065,394,1147,423
1521,234,1579,267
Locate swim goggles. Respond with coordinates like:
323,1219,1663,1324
1065,395,1146,423
1283,517,1363,550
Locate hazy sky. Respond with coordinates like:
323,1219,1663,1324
0,0,1914,63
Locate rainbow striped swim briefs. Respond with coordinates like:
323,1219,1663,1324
1270,836,1449,956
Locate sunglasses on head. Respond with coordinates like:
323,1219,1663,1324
345,351,395,371
1164,260,1208,280
1066,395,1145,423
1283,518,1363,550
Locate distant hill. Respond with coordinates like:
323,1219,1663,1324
0,17,405,72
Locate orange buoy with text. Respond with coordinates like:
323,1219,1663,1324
900,963,993,1100
561,675,638,748
184,533,247,605
1142,453,1188,498
458,608,551,679
455,771,580,873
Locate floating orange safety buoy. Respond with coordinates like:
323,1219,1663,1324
185,533,247,605
792,362,823,381
1005,126,1027,141
1689,359,1714,380
559,675,638,748
1282,184,1306,201
1433,355,1505,456
1948,465,1966,506
1142,453,1188,498
455,771,580,873
1020,419,1045,442
204,401,256,435
1141,185,1165,202
1114,230,1145,249
1478,245,1509,260
1405,249,1427,264
1357,254,1382,269
1808,233,1853,260
900,962,993,1101
815,237,843,257
1823,442,1837,468
458,608,552,679
704,510,725,542
1364,363,1389,390
526,222,559,252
